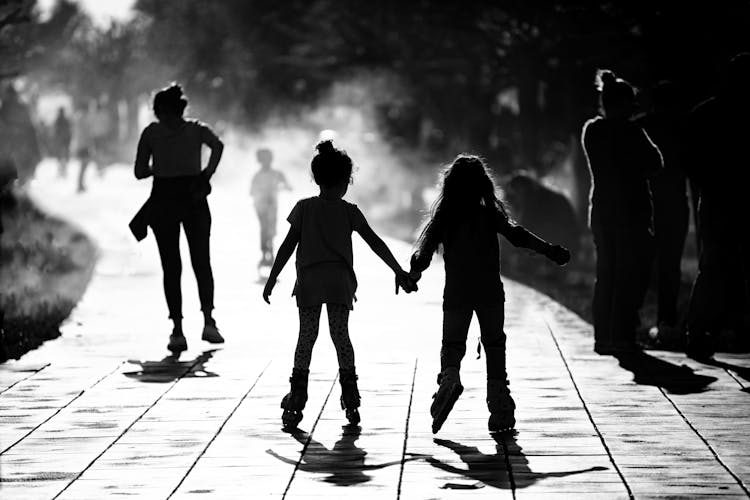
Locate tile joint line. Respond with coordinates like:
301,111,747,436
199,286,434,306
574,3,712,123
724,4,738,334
659,387,750,497
0,361,124,456
51,357,202,500
282,372,338,499
167,361,271,499
544,318,634,499
396,358,419,500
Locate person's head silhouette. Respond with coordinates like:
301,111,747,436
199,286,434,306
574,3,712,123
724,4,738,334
439,154,504,212
595,69,635,120
256,148,273,168
311,140,353,198
153,83,188,122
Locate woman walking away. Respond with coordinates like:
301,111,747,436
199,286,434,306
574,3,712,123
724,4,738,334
134,84,225,353
263,140,416,429
582,70,662,355
408,155,570,434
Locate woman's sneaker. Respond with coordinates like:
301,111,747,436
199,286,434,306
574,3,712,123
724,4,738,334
202,323,225,344
167,332,187,353
430,367,463,434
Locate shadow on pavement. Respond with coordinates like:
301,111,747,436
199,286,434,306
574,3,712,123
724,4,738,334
613,351,717,394
266,424,418,486
704,358,750,385
123,350,218,383
425,432,607,490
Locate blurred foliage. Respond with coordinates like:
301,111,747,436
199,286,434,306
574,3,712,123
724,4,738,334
128,1,750,162
0,190,96,361
0,0,35,78
12,1,750,169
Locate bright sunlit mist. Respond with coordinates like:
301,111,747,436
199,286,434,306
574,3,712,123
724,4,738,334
37,0,135,25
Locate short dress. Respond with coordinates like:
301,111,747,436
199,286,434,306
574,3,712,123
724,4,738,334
288,197,367,309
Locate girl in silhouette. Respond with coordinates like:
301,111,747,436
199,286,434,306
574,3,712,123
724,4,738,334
134,84,225,353
582,70,662,355
409,155,569,434
263,140,415,429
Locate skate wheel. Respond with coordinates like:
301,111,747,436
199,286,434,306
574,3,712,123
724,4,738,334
430,384,463,434
345,408,360,425
488,413,515,433
282,410,303,429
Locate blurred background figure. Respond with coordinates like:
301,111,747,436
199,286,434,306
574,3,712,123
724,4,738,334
639,81,690,346
684,53,750,361
52,106,72,178
0,85,41,186
250,147,291,267
74,103,95,193
582,69,662,355
504,171,582,273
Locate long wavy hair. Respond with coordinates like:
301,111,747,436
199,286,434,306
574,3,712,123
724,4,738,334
415,154,509,254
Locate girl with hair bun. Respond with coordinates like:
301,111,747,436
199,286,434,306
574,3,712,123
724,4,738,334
582,69,663,355
134,83,225,353
263,140,416,429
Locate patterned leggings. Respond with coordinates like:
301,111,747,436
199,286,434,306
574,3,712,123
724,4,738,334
294,304,355,370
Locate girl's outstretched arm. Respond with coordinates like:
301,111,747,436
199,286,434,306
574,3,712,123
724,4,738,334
356,220,415,293
497,215,570,265
409,217,442,279
263,227,300,303
357,220,403,272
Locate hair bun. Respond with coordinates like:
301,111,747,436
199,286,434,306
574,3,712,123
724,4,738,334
595,69,617,91
315,140,335,155
600,70,616,85
165,84,183,98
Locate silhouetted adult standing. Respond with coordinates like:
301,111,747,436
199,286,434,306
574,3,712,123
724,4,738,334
582,70,662,354
640,81,689,341
53,107,72,178
684,53,750,360
134,84,225,353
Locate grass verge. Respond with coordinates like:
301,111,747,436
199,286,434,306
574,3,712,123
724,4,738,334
0,191,97,362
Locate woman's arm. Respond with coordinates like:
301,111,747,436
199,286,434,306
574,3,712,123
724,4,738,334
203,140,224,179
263,226,300,303
639,128,663,177
200,124,224,179
134,130,152,179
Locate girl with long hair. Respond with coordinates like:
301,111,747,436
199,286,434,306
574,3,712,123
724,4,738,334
409,154,569,433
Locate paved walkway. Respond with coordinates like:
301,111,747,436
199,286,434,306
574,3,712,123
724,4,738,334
1,161,749,499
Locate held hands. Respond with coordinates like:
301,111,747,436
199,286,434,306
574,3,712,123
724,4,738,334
395,269,419,295
546,244,571,266
262,277,276,304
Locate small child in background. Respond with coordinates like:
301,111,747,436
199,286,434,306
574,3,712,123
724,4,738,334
263,140,416,429
250,147,291,266
409,154,570,434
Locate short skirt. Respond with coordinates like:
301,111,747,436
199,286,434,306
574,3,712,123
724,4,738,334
294,262,357,310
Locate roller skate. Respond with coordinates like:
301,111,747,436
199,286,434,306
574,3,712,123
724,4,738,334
339,368,361,425
430,367,463,434
281,368,309,430
487,379,515,433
